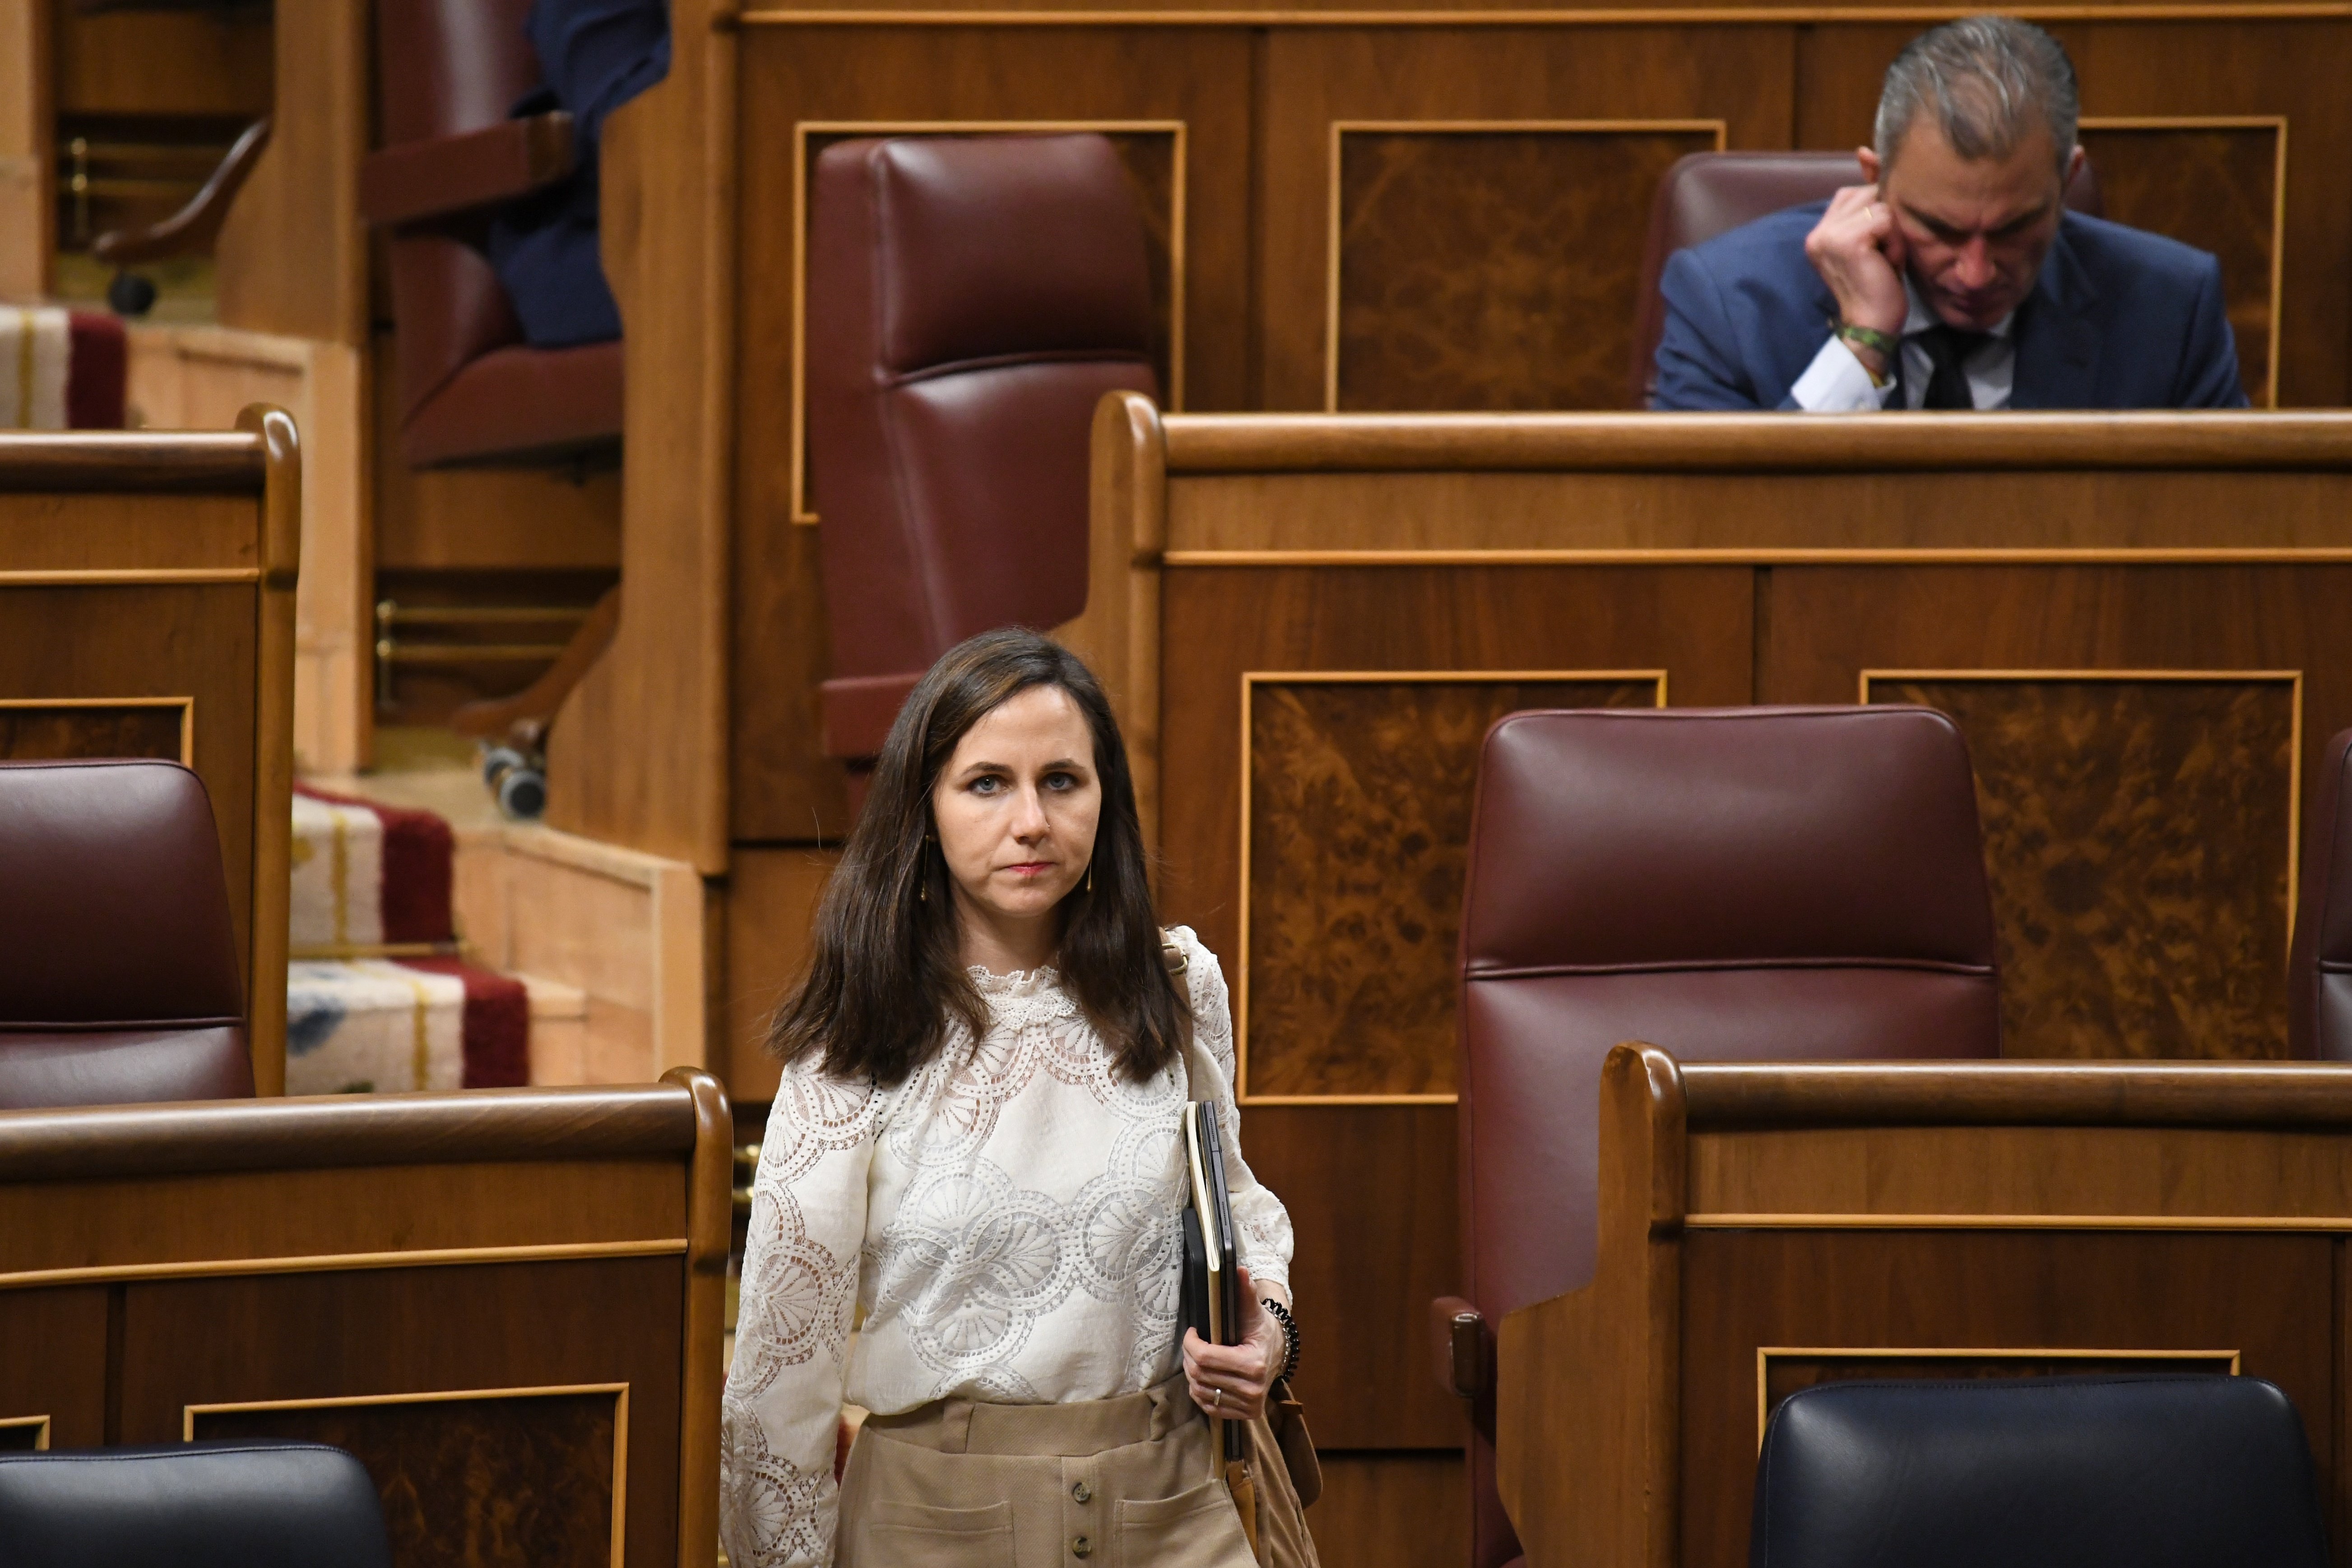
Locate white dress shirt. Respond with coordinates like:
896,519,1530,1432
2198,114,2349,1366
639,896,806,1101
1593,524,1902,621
719,925,1294,1568
1790,281,2017,411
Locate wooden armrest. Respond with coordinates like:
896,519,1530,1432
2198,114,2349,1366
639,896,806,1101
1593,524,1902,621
92,116,270,266
360,113,576,227
448,585,620,743
1431,1294,1491,1398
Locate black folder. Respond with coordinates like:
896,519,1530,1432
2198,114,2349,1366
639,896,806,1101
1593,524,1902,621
1181,1100,1246,1464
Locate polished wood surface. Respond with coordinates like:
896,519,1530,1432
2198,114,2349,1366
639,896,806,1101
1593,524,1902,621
1076,399,2352,1474
1496,1047,2352,1568
545,0,734,874
0,414,298,1092
0,1070,729,1568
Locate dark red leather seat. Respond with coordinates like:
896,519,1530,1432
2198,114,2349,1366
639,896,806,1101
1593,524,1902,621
1444,706,2002,1568
2290,728,2352,1058
804,133,1159,765
367,0,622,467
1628,150,2104,407
0,760,252,1109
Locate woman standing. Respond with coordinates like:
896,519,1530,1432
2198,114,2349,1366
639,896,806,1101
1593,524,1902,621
721,629,1298,1568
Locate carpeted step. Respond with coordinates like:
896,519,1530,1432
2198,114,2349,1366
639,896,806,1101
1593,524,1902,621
292,784,455,951
286,958,530,1094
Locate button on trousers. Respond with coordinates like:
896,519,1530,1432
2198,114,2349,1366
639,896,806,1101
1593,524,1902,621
838,1375,1259,1568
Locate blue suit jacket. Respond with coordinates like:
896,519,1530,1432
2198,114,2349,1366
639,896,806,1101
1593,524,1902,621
1652,203,2249,411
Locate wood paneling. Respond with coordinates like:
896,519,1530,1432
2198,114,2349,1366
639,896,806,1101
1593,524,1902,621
0,1289,106,1451
1331,124,1720,412
1241,1104,1465,1449
1870,673,2297,1060
1308,1451,1468,1568
211,0,366,345
0,583,259,960
724,26,1255,845
193,1385,623,1568
1244,675,1660,1099
0,1074,729,1568
1255,26,1796,410
722,846,842,1103
2079,120,2283,407
51,6,271,119
546,0,735,872
0,0,48,298
1160,563,1753,967
1765,564,2352,1059
0,698,186,763
1681,1230,2335,1568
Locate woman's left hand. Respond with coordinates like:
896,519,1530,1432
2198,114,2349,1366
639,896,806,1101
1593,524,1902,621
1183,1266,1287,1423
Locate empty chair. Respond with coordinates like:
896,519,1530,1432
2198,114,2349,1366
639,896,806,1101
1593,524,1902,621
1627,150,2104,406
2291,726,2352,1057
1438,706,2001,1568
804,133,1159,776
1751,1376,2328,1568
0,760,251,1108
0,1442,393,1568
361,0,623,466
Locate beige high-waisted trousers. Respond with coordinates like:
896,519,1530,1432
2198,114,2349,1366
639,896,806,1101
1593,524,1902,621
836,1375,1258,1568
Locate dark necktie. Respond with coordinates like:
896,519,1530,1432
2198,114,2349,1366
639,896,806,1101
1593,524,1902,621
1916,324,1993,410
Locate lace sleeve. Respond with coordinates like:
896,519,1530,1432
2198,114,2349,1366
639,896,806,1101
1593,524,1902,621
720,1061,880,1568
1170,926,1295,1299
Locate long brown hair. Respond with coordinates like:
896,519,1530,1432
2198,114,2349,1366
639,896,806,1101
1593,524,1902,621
768,628,1186,1086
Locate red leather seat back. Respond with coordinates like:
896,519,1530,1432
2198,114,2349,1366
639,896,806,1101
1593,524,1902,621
1628,149,2105,406
2290,729,2352,1058
1455,706,2000,1568
0,761,252,1108
375,0,539,435
805,133,1160,758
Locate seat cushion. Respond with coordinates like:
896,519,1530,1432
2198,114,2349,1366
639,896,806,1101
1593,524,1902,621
1750,1376,2328,1568
401,338,623,467
0,1028,252,1110
0,1442,393,1568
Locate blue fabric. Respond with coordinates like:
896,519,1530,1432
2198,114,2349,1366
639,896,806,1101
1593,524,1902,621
485,0,671,348
1651,202,2250,411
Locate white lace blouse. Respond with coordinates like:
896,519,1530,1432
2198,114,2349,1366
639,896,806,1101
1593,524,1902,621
719,926,1295,1568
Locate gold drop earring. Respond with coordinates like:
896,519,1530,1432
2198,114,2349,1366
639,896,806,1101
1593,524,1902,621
1085,859,1095,894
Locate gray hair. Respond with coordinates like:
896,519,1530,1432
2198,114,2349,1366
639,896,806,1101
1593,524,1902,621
1874,15,2079,172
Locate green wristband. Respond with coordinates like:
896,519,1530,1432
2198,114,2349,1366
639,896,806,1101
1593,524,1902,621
1834,321,1899,357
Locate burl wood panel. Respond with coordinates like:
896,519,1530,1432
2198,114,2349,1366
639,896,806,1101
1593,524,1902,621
2078,123,2280,405
0,1289,106,1450
1333,128,1717,413
119,1258,682,1568
1679,1229,2336,1568
1870,676,2295,1060
1240,1103,1464,1448
1246,677,1658,1099
0,702,183,762
195,1391,619,1568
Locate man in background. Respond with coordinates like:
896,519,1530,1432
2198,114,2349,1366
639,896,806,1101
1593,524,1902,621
1652,15,2247,411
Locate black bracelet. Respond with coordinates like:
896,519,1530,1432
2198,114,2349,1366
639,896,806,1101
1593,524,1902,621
1261,1297,1299,1380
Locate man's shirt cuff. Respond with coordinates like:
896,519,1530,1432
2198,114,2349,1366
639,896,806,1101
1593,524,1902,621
1789,335,1895,413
